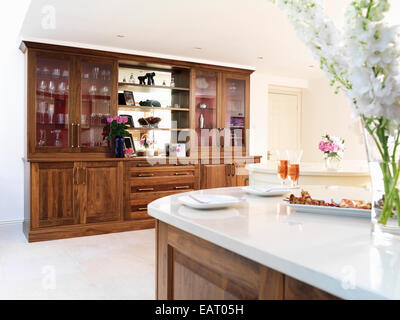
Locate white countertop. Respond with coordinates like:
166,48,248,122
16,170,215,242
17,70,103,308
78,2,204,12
247,161,370,176
148,186,400,300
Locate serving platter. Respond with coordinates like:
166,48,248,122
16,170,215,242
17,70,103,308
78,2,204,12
284,198,371,218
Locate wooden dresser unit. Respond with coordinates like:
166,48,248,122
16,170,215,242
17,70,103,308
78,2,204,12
22,41,261,242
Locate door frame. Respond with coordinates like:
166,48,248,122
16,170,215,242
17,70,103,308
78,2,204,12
267,85,302,159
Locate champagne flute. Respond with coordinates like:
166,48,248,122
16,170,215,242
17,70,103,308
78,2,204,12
48,80,55,98
52,130,62,146
287,150,303,187
48,104,55,124
38,101,47,123
275,150,288,185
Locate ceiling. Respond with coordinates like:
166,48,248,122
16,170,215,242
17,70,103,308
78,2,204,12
20,0,400,80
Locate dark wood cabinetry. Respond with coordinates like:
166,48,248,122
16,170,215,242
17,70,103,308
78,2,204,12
23,42,261,242
200,159,258,189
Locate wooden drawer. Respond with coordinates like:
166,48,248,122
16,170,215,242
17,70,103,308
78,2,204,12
130,181,194,193
125,190,194,220
127,162,194,168
128,166,196,179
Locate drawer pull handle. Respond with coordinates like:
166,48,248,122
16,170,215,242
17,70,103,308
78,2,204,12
138,188,154,192
174,172,188,176
137,207,147,211
137,173,154,177
175,186,190,190
137,164,152,167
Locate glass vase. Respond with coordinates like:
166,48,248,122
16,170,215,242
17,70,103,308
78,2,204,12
363,124,400,240
324,157,341,171
114,136,125,158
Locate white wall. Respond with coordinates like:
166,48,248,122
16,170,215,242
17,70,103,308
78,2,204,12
0,1,31,223
301,77,367,163
249,72,367,164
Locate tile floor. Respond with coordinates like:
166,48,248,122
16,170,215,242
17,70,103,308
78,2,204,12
0,223,155,299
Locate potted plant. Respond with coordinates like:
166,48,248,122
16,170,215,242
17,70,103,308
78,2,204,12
319,134,345,170
139,135,154,157
107,115,129,158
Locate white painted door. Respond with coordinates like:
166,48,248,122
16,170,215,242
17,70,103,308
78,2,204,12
267,90,301,160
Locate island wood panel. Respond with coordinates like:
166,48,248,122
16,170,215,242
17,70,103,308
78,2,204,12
80,161,123,223
31,162,79,228
156,221,339,300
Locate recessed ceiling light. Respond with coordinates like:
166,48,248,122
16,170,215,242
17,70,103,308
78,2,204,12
257,56,263,60
116,34,125,38
194,47,202,50
308,65,314,68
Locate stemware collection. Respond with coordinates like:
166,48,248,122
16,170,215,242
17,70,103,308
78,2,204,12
36,65,111,147
276,149,303,187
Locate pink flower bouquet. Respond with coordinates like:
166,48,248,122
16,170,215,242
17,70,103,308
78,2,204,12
107,115,129,141
318,134,344,160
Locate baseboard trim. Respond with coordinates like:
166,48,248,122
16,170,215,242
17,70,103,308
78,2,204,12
27,219,155,242
0,219,24,226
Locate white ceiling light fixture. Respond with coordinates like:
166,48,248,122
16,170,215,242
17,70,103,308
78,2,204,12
116,34,125,38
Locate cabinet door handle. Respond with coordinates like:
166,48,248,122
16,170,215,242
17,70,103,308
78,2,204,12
138,173,154,177
73,167,78,184
76,123,81,148
138,187,154,192
231,164,235,176
175,186,190,190
80,167,86,185
137,207,147,211
71,123,76,148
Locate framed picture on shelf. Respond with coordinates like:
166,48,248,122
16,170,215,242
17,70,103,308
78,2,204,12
123,90,135,106
170,143,186,157
124,134,136,157
119,114,134,128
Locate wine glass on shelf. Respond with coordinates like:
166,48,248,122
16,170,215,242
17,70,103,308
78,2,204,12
48,103,55,124
89,85,97,96
52,130,62,147
48,80,55,98
39,80,47,98
92,67,100,80
58,81,66,95
38,129,46,146
275,150,289,185
286,149,303,187
38,101,47,124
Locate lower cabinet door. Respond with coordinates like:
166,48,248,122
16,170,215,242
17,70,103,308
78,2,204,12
201,164,231,189
31,162,80,228
80,162,123,223
233,164,249,187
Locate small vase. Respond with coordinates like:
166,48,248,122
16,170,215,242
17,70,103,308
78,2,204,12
324,157,341,171
146,149,154,157
114,136,125,158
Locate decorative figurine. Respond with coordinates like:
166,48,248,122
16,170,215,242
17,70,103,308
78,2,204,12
145,72,155,85
162,80,166,86
129,73,135,83
138,76,146,85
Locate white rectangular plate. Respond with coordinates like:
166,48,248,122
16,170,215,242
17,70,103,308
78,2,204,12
284,198,371,218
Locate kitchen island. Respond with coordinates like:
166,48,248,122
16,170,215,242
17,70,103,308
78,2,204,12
148,186,400,300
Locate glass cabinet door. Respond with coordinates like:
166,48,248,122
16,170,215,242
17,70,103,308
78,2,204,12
224,75,247,150
79,59,114,150
35,56,71,149
194,70,219,147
